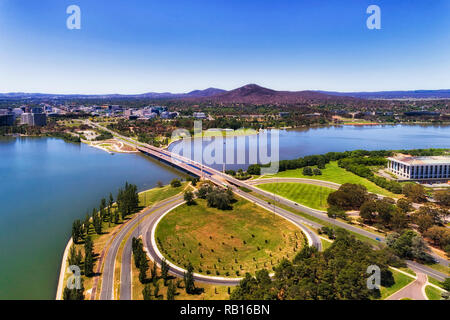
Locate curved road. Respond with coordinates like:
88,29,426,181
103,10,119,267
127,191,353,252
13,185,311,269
88,121,448,296
99,195,184,300
250,178,449,271
139,187,322,288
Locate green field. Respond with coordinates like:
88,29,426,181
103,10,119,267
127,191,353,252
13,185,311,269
155,197,305,277
263,161,395,197
379,269,414,299
247,190,382,247
138,183,187,207
257,183,334,210
425,285,443,300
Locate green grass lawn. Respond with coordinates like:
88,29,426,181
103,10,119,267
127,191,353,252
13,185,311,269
257,182,334,210
264,161,395,197
379,269,414,299
424,262,450,276
247,190,382,247
138,183,187,207
155,197,305,277
425,285,443,300
320,238,333,250
428,277,445,289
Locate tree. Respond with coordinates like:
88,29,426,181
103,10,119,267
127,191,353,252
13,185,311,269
92,208,102,235
412,205,441,233
63,279,85,300
247,164,261,175
434,189,450,207
151,261,158,282
313,168,322,175
327,183,368,210
161,259,169,285
184,262,195,294
72,220,83,244
83,213,91,234
375,199,396,226
170,178,181,187
167,280,176,300
386,230,433,263
359,200,377,222
402,183,427,203
157,181,164,188
153,282,160,298
100,198,107,214
424,226,450,248
117,182,139,220
84,235,94,276
302,166,313,176
396,198,412,213
142,284,152,300
138,254,149,283
183,191,195,205
68,245,82,267
390,208,409,231
327,206,346,220
108,193,114,226
231,230,390,300
207,190,232,210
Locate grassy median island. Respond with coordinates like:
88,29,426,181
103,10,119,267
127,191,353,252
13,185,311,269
425,285,443,300
156,197,306,277
257,182,334,210
264,161,395,197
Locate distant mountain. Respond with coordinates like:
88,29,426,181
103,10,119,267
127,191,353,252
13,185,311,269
185,88,226,97
0,88,226,100
1,86,448,102
193,84,357,104
318,89,450,100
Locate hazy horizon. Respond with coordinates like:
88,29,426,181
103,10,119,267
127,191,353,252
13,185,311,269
1,0,449,94
1,84,450,96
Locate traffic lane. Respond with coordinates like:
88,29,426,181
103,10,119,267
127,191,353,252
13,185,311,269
406,260,448,282
100,195,183,300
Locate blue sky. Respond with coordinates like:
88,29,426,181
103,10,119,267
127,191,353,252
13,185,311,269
0,0,449,94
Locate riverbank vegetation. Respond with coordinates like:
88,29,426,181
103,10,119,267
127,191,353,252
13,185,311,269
62,181,186,300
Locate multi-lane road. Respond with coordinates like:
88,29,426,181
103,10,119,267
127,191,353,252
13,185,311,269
87,121,448,299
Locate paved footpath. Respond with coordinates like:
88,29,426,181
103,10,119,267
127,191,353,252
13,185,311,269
386,272,428,300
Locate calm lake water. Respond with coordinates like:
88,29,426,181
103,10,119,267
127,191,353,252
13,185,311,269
0,137,184,299
0,124,449,299
169,124,450,171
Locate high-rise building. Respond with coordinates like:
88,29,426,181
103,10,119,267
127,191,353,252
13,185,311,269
20,112,47,126
0,112,15,126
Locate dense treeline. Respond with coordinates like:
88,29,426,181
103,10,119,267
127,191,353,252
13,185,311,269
243,148,448,176
230,229,401,300
94,130,113,141
337,157,402,194
48,131,81,143
326,183,450,258
64,182,139,300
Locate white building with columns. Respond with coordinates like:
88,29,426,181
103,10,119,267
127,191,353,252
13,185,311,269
387,154,450,182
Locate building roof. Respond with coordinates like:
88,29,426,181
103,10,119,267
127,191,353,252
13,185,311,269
388,154,450,165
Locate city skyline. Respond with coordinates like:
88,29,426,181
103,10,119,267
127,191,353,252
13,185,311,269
0,0,449,94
